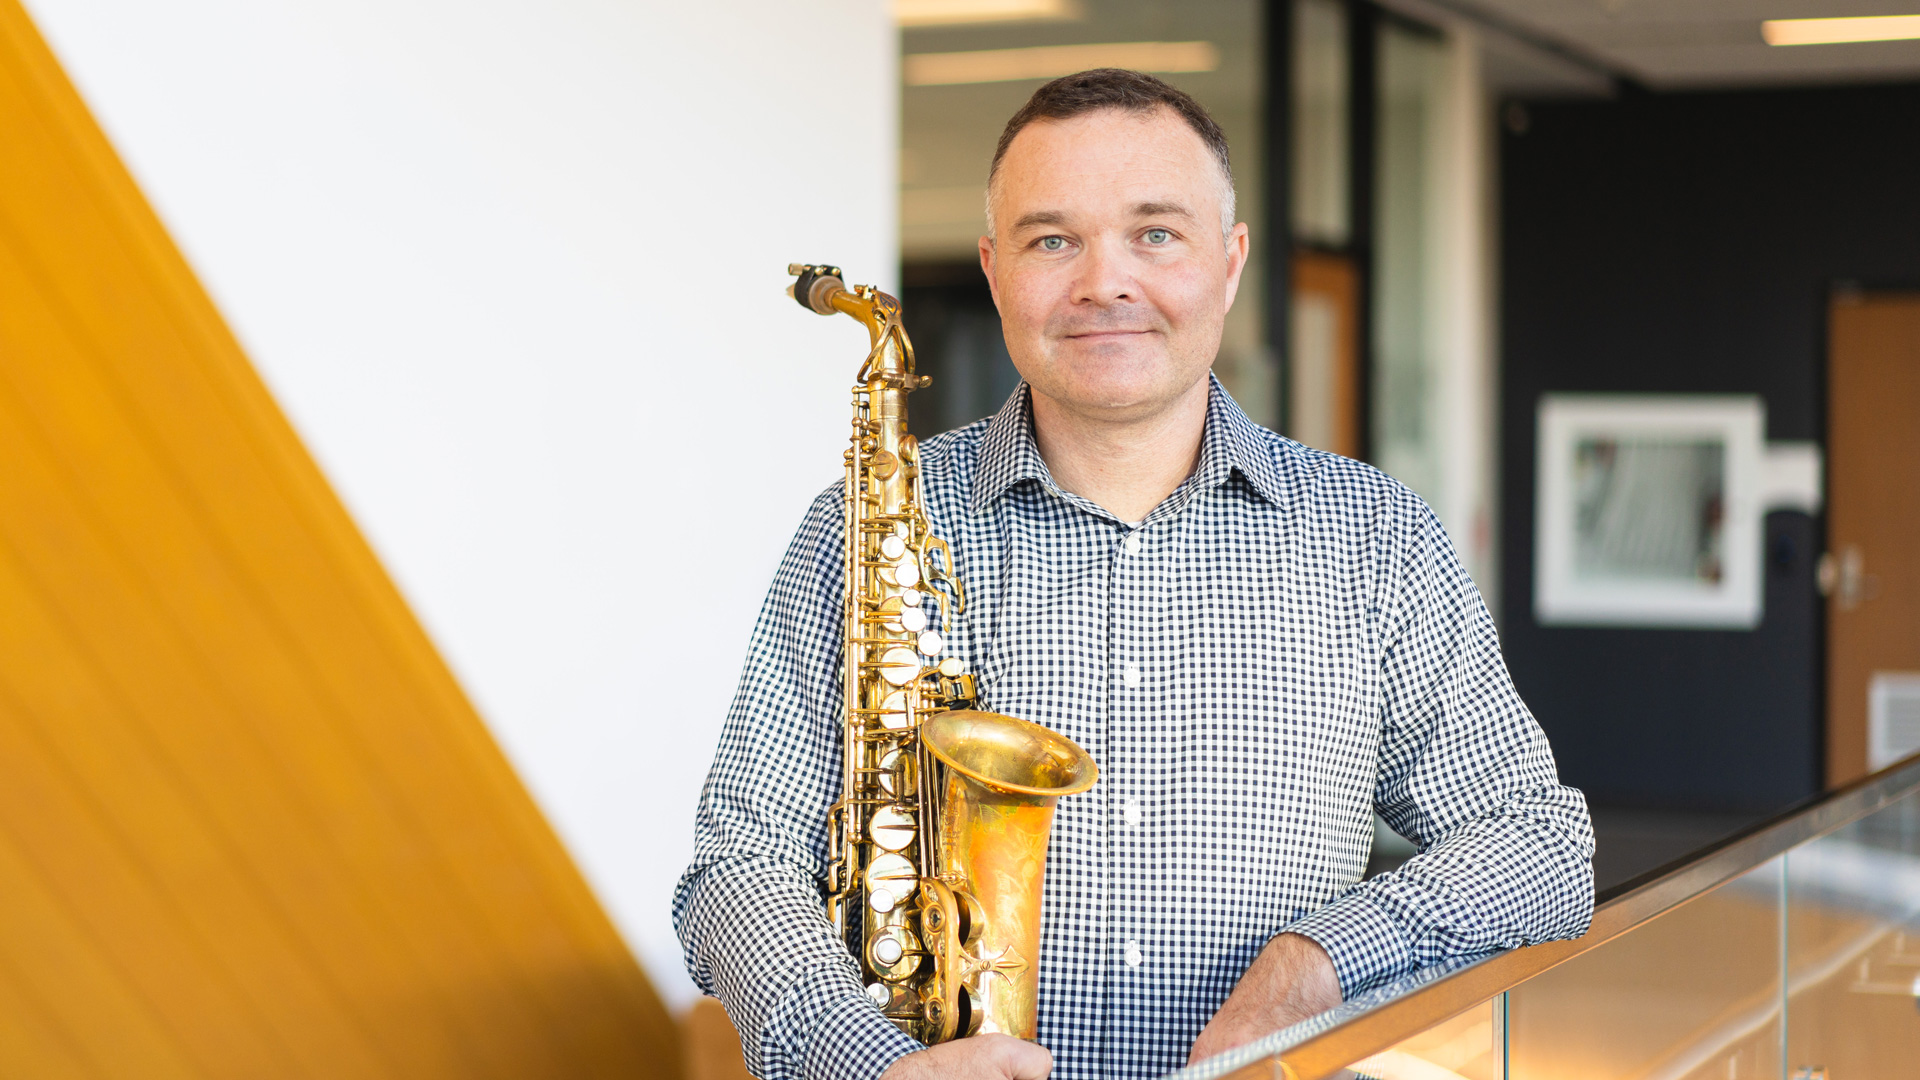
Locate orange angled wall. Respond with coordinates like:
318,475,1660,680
0,2,677,1076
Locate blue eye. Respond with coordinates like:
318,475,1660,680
1040,236,1066,251
1144,228,1171,244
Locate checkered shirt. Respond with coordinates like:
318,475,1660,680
674,377,1594,1080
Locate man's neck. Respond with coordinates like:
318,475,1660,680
1028,376,1212,524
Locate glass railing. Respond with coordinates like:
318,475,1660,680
1170,753,1920,1080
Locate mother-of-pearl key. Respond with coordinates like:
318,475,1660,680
880,647,920,685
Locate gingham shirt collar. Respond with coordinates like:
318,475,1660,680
969,373,1293,518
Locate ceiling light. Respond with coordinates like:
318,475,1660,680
1762,15,1920,45
896,0,1082,28
904,41,1220,86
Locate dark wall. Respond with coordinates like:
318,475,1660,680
1500,83,1920,813
900,262,1022,435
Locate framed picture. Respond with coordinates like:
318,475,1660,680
1535,395,1765,628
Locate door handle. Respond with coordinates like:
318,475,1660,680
1818,544,1881,611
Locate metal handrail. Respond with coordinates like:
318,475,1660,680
1189,752,1920,1080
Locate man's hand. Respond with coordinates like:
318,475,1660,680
1187,933,1341,1065
879,1034,1052,1080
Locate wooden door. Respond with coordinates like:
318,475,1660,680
1825,292,1920,787
1289,250,1361,458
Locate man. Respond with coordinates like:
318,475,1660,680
675,69,1593,1080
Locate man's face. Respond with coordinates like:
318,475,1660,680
980,106,1249,423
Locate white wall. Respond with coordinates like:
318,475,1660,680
1433,25,1498,613
27,0,896,1011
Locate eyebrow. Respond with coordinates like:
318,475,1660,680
1011,201,1199,235
1011,209,1070,233
1133,200,1196,219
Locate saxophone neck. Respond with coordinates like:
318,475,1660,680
788,263,921,389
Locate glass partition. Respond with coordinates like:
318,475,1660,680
1369,18,1447,507
1784,789,1920,1078
1349,995,1504,1080
1508,857,1784,1080
1290,0,1349,248
1162,758,1920,1080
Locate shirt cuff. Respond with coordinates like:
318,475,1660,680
799,988,925,1080
1280,890,1412,998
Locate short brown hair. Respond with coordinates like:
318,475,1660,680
986,68,1236,239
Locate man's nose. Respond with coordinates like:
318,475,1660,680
1071,236,1137,306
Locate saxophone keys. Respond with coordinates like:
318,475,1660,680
917,630,944,656
877,747,916,797
865,852,918,911
938,657,967,677
868,805,917,852
880,647,921,685
893,559,921,589
877,689,911,729
900,607,928,633
881,535,907,560
867,926,923,979
876,594,909,633
900,588,923,607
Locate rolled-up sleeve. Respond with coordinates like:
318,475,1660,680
672,487,923,1080
1284,495,1595,997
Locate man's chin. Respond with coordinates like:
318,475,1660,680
1034,374,1201,420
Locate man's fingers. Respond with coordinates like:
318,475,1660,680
887,1033,1052,1080
989,1035,1053,1080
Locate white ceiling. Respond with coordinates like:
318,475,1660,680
1427,0,1920,88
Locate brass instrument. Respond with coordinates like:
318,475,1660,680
787,263,1097,1044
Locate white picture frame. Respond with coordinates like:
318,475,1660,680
1535,394,1765,629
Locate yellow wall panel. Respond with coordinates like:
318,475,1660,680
0,2,678,1076
0,961,100,1080
0,825,203,1080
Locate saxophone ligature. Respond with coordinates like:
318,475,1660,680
787,263,1096,1044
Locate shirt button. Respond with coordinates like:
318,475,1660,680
1123,939,1143,968
1121,796,1142,827
1123,531,1141,556
1122,663,1141,689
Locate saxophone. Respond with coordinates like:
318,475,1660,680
786,263,1097,1044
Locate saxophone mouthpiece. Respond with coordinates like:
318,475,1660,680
787,262,846,316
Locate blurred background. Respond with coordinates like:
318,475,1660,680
2,0,1917,1076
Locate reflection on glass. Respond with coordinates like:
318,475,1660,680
1786,790,1920,1076
1508,857,1785,1080
1572,438,1727,585
1348,995,1503,1079
1291,0,1349,246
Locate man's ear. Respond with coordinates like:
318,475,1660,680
1220,221,1251,314
978,235,1001,312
